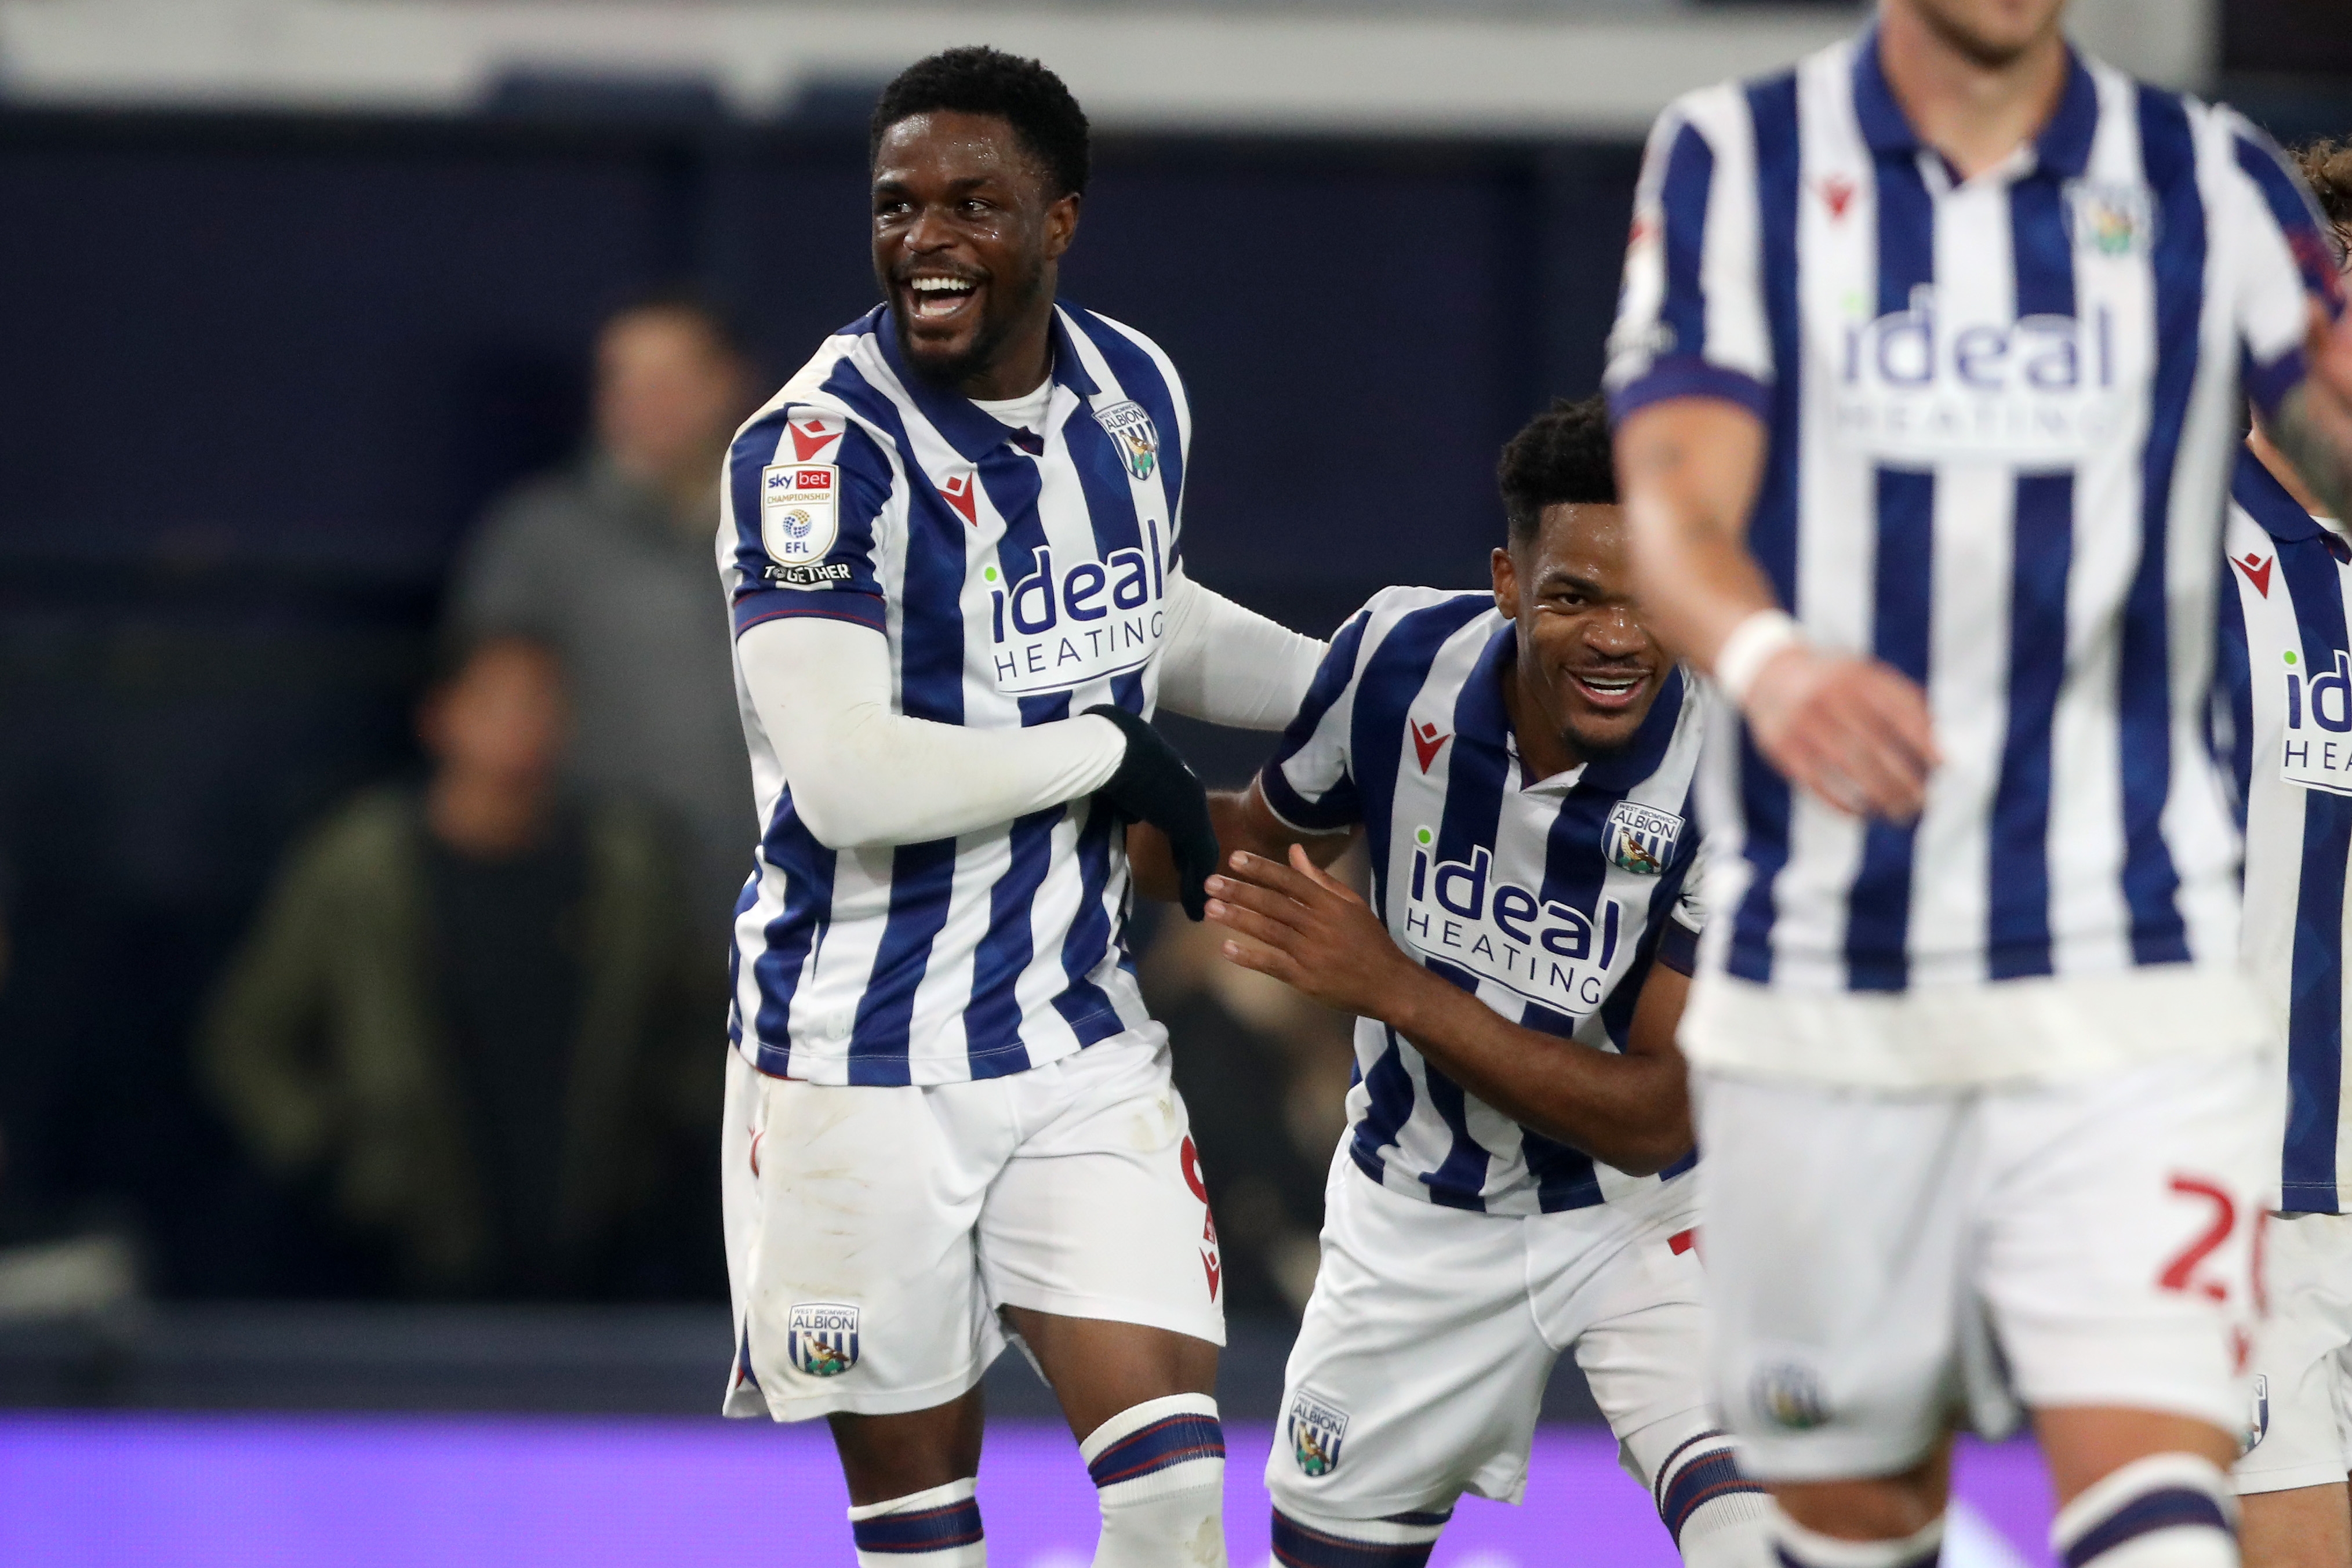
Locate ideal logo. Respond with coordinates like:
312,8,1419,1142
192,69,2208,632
2279,648,2352,797
985,522,1169,695
1401,828,1623,1014
786,1302,860,1377
1832,286,2126,466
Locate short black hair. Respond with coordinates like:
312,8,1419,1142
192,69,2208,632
869,46,1090,199
1497,394,1618,548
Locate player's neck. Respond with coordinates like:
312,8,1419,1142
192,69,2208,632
1503,656,1584,781
958,308,1056,403
2251,425,2333,519
1877,2,2069,182
427,769,554,860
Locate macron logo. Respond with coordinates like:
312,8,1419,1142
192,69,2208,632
2234,553,2274,599
788,419,841,463
940,474,978,526
1411,721,1451,773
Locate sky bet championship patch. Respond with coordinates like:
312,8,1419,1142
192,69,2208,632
760,463,846,588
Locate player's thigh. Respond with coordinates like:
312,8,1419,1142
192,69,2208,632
978,1031,1226,1348
2241,1213,2352,1496
1694,1069,1977,1482
1546,1187,1715,1491
1266,1156,1557,1520
726,1062,1013,1421
1979,1050,2274,1436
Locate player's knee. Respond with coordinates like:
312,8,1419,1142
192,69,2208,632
1651,1431,1771,1567
2053,1453,2241,1568
846,1476,986,1567
1769,1501,1946,1568
1081,1394,1227,1567
1267,1504,1451,1568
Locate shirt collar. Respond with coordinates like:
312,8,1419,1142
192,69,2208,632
2235,443,2331,545
873,303,1099,465
1851,26,2099,181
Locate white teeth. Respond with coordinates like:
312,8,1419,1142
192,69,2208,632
910,277,975,293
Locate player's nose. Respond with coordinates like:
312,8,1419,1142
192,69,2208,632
1583,606,1648,656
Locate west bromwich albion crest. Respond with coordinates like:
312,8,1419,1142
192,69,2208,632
1286,1389,1348,1477
786,1301,860,1377
1603,801,1684,876
1092,401,1159,482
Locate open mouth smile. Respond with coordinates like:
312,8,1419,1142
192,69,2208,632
904,274,982,324
1568,670,1650,712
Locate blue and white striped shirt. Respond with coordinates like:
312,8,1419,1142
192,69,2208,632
718,303,1190,1087
2218,450,2352,1213
1607,30,2342,1002
1262,588,1706,1215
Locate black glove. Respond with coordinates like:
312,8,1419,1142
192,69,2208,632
1085,703,1218,921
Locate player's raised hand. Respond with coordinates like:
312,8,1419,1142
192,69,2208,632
1742,645,1939,821
1204,846,1421,1018
1084,704,1218,920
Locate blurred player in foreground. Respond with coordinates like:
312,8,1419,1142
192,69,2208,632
1139,397,1769,1568
713,48,1325,1568
2218,142,2352,1568
1608,0,2352,1564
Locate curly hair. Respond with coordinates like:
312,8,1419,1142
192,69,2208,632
1497,395,1618,548
869,46,1090,199
2295,137,2352,266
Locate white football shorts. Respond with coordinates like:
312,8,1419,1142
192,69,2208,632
1696,1048,2277,1481
1266,1150,1719,1520
2237,1210,2352,1494
718,1027,1226,1422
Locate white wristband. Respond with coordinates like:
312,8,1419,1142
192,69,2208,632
1713,609,1803,706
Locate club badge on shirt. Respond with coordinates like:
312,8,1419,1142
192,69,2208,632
761,463,840,585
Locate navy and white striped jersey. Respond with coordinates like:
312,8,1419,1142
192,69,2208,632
1607,30,2343,1000
718,303,1190,1087
2218,449,2352,1212
1262,588,1707,1215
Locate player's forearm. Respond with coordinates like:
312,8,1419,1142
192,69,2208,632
741,616,1124,850
1616,399,1775,671
1130,784,1349,903
1377,967,1693,1176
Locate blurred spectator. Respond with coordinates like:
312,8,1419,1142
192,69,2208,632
447,292,759,940
1140,909,1361,1318
199,635,723,1300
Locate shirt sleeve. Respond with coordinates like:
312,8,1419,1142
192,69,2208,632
2219,110,2348,421
721,403,896,636
1655,835,1707,977
1605,86,1776,425
1256,602,1378,834
1154,569,1328,731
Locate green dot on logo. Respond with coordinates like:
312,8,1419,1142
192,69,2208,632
1415,828,1433,846
984,567,999,583
2287,650,2300,665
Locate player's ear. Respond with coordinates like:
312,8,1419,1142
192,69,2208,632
1042,191,1081,260
1491,545,1520,618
